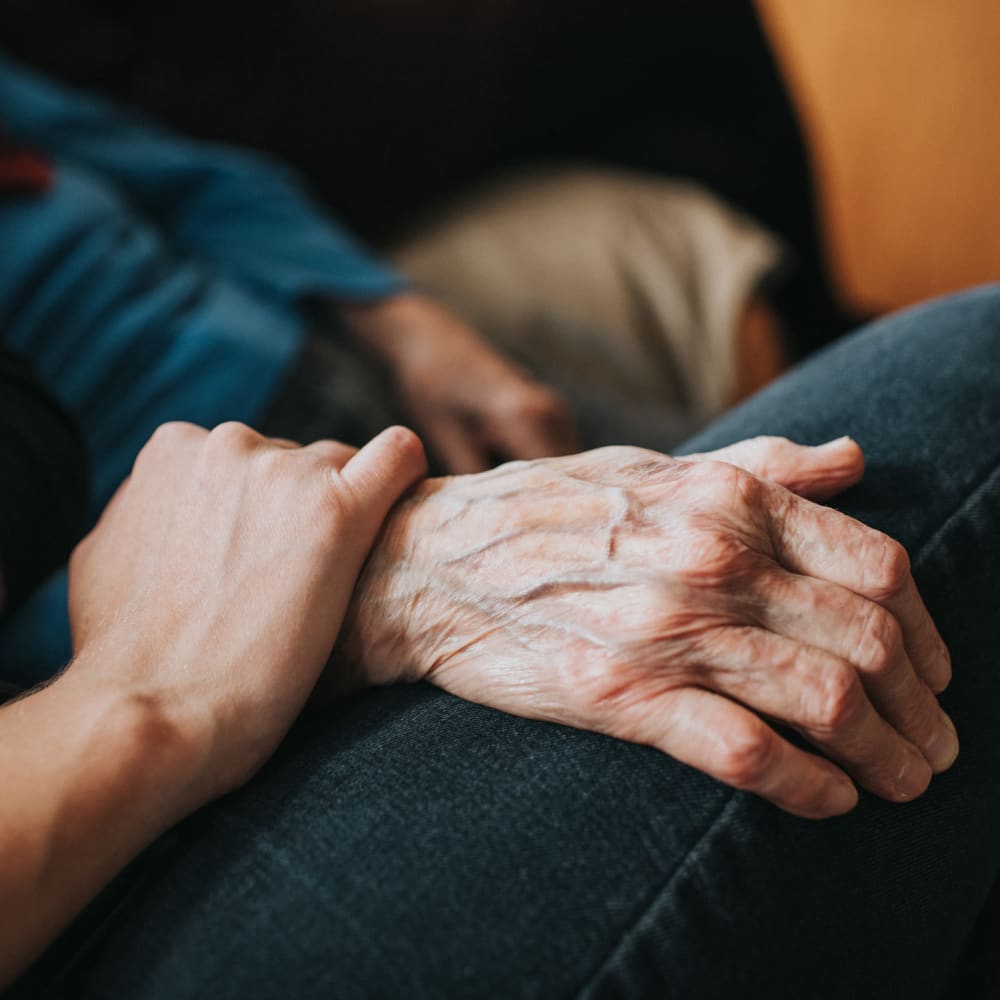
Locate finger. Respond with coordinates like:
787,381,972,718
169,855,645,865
700,626,933,803
764,483,952,692
265,436,303,450
684,436,864,500
619,686,858,819
889,574,953,693
746,569,959,772
302,438,358,470
485,386,580,461
425,417,491,474
340,426,427,530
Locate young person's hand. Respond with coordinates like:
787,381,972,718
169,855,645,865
68,420,425,805
337,435,956,819
340,291,579,472
1,421,424,987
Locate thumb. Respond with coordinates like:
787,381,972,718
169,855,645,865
340,426,428,528
684,435,864,500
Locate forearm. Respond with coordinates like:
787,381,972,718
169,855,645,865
335,478,448,687
0,657,203,988
0,53,405,303
0,418,425,986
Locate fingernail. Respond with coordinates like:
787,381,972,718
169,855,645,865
923,713,960,773
824,778,859,815
819,436,853,449
895,746,933,801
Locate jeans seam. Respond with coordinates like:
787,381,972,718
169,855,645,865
571,790,740,999
909,455,1000,575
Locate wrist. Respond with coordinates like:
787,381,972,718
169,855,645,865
0,653,215,983
58,647,218,819
335,478,447,686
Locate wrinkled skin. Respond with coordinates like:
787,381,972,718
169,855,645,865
338,436,957,820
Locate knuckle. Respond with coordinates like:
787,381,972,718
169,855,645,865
684,460,764,511
716,728,773,787
811,665,865,734
683,457,740,491
208,421,259,452
865,536,911,598
135,422,203,472
852,606,903,676
146,420,199,452
150,420,190,443
674,531,760,589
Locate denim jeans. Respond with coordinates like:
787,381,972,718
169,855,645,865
11,286,1000,999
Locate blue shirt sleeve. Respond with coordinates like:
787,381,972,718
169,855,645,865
0,52,407,305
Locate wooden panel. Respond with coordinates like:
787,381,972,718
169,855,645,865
758,0,1000,312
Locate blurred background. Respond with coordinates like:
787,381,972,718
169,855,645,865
5,0,999,324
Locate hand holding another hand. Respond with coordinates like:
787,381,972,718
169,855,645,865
68,421,425,808
340,435,956,819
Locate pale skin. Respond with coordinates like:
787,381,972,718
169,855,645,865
0,421,427,988
0,428,956,988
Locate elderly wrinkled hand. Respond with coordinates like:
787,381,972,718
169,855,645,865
340,291,579,473
338,435,956,819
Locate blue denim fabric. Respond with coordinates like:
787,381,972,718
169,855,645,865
11,287,1000,999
